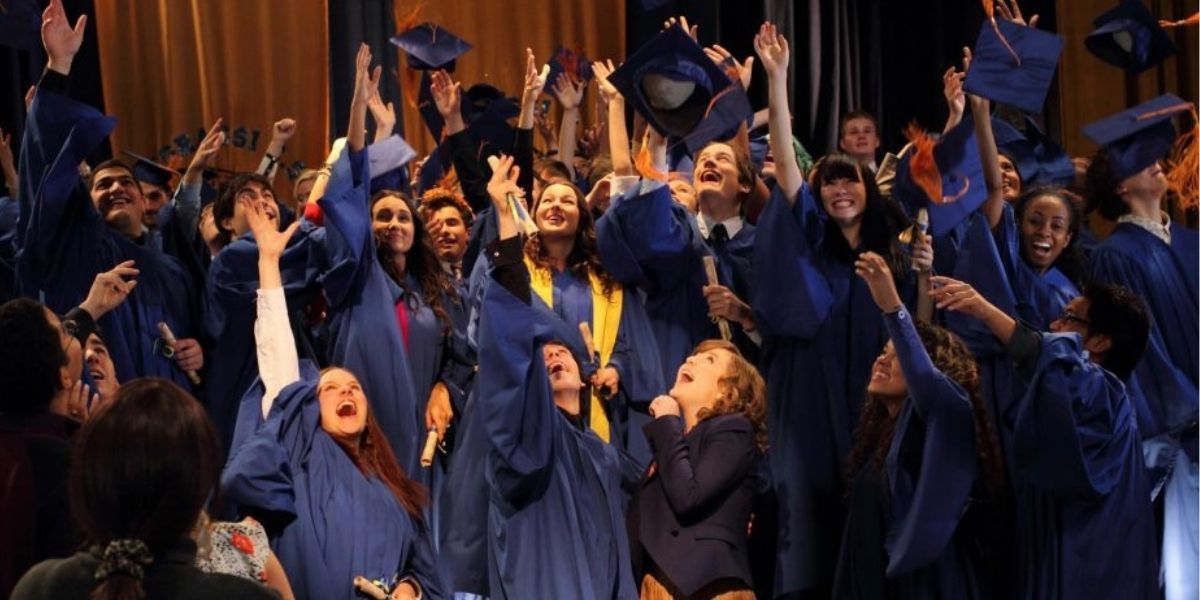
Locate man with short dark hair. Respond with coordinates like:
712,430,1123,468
839,110,882,172
17,0,202,388
932,276,1159,599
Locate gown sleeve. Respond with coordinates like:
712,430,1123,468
750,183,834,339
881,308,979,577
316,147,372,310
595,177,698,290
1011,331,1137,499
477,238,561,504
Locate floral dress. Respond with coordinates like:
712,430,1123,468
196,518,270,584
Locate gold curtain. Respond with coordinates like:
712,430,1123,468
393,0,627,157
94,0,329,201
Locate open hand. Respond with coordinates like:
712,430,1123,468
753,22,790,81
704,45,754,89
485,154,523,211
591,59,621,105
664,16,698,40
854,251,903,312
351,43,376,106
928,275,993,319
552,75,584,111
41,0,87,74
522,48,550,99
430,69,462,119
245,198,299,258
994,0,1039,28
80,260,139,319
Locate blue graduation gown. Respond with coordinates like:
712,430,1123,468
477,274,637,600
221,364,445,600
596,181,756,381
834,308,990,599
947,206,1078,473
1012,333,1158,599
750,184,916,595
0,195,17,303
17,87,198,388
205,223,327,452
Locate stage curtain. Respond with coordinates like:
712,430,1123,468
93,0,329,200
393,0,626,157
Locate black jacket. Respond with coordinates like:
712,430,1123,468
630,413,764,597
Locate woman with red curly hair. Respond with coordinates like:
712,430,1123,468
629,339,767,599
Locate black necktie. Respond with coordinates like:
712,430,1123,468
710,223,729,247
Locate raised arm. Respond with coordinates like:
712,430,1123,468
929,275,1018,346
250,198,303,417
347,44,374,153
367,81,397,143
592,59,632,177
486,154,524,243
257,118,296,180
517,48,550,197
754,22,802,202
941,66,965,134
176,120,225,240
962,47,1005,230
551,75,584,179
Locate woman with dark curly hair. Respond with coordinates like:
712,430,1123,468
833,252,1006,599
630,339,767,599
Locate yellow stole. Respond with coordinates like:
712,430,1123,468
524,256,623,442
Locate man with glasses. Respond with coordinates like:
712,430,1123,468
930,276,1159,598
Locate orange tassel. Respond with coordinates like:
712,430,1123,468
982,0,1022,66
1166,109,1199,211
635,130,669,182
904,123,943,204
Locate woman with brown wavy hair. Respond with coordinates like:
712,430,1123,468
629,339,768,599
220,198,442,600
12,379,275,600
834,252,1007,599
485,154,664,464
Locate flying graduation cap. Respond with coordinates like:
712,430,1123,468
963,3,1064,115
1086,0,1177,74
1082,93,1191,180
892,119,988,237
389,22,473,71
991,116,1074,187
608,24,736,139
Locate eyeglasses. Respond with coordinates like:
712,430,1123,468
61,318,79,338
1058,310,1090,327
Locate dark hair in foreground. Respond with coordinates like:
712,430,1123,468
1083,283,1150,381
0,299,67,417
70,379,220,600
847,321,1006,499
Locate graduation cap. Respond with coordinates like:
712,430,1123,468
1082,93,1191,180
0,0,41,51
963,19,1064,114
892,119,987,237
547,46,594,88
992,116,1074,186
1086,0,1177,74
389,22,472,71
681,85,754,155
608,25,735,138
121,150,180,190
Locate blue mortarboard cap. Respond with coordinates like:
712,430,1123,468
367,135,418,182
893,120,988,237
681,85,754,155
466,97,519,160
121,150,179,190
0,0,40,51
608,25,734,138
992,116,1074,186
389,23,472,71
1086,0,1177,74
1082,93,1189,179
963,20,1064,114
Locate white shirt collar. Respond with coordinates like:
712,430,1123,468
698,213,744,241
1118,211,1171,245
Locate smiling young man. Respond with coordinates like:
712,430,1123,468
17,1,202,389
419,190,473,281
839,110,882,172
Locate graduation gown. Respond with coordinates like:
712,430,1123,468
596,179,757,381
318,148,473,523
0,195,17,303
205,224,327,452
834,308,991,599
221,363,445,600
17,85,199,388
947,206,1078,474
1010,331,1158,599
476,248,638,600
750,184,916,595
